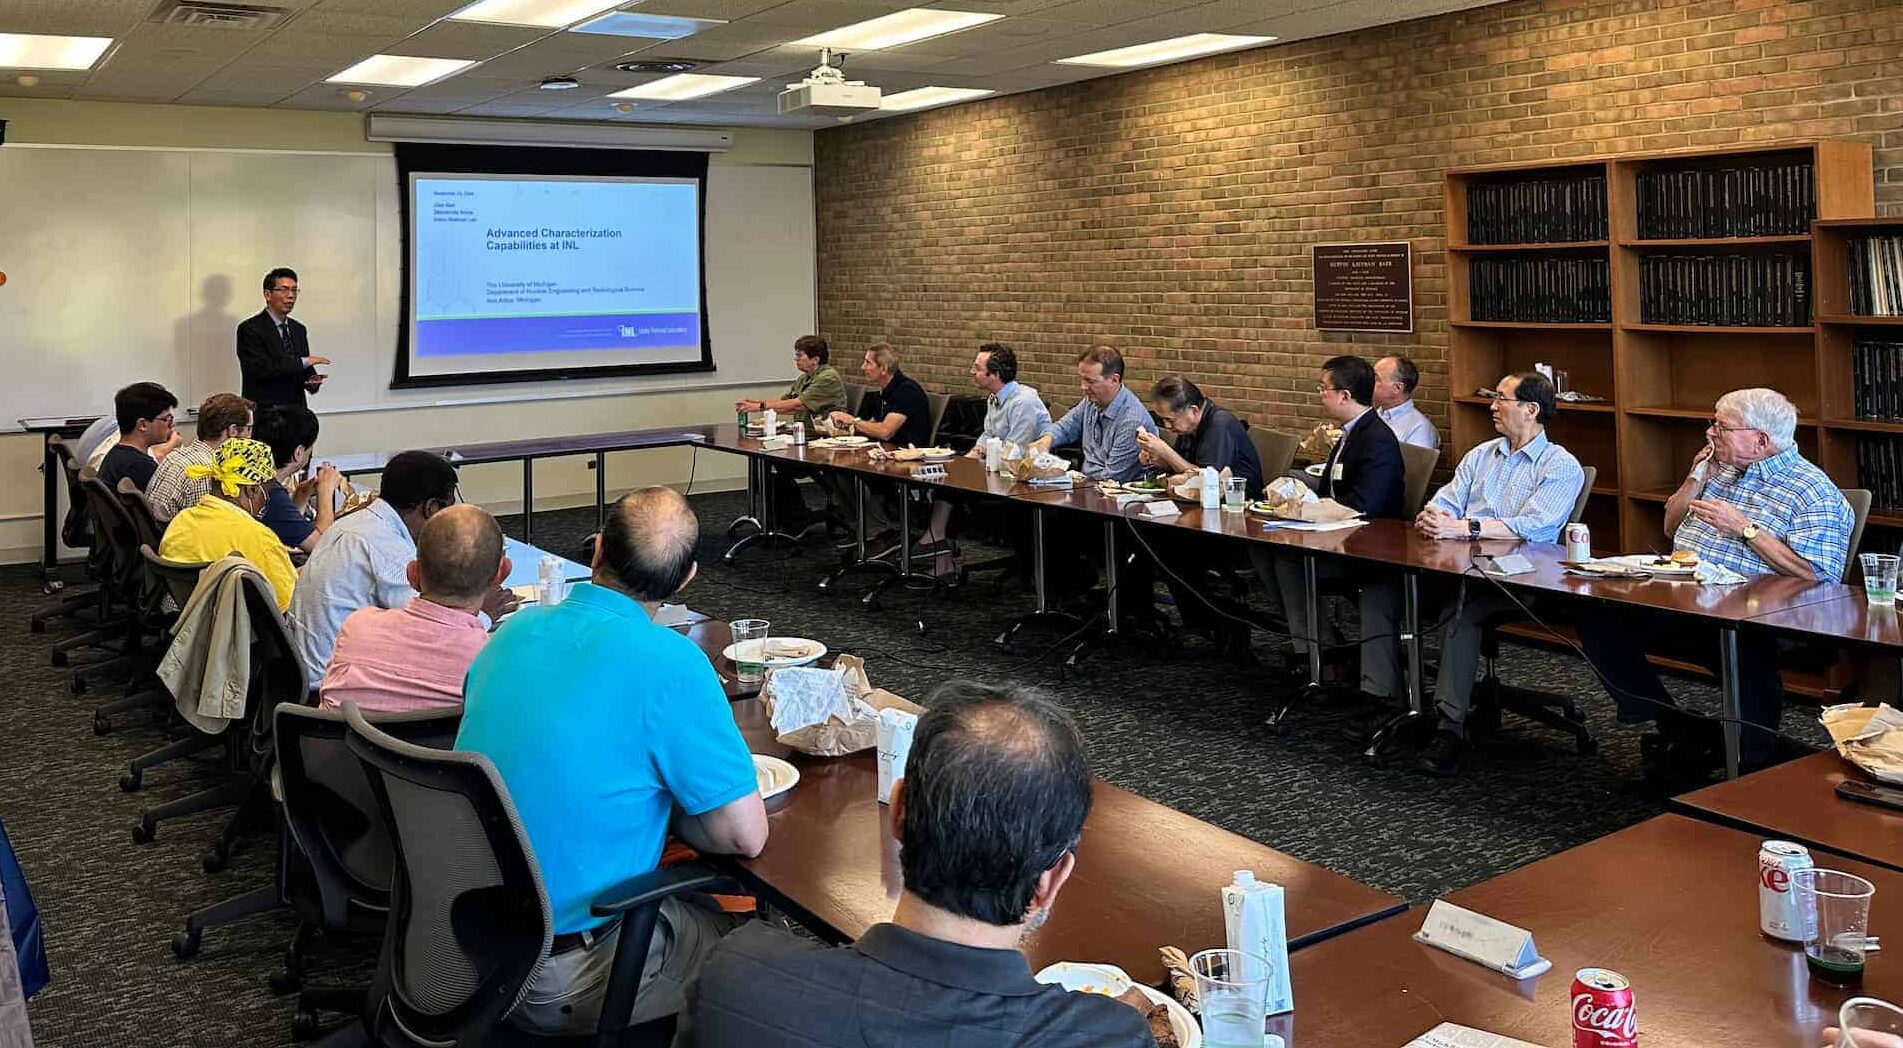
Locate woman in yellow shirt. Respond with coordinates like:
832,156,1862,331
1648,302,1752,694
158,437,298,611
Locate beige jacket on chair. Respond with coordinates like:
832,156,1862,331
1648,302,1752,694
159,555,270,734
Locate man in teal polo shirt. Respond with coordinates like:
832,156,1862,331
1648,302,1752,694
457,486,768,1034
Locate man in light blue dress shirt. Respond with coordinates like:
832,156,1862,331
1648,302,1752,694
916,344,1050,576
1374,355,1440,451
1360,371,1585,776
1038,346,1151,603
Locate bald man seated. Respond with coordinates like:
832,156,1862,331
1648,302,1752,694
318,504,511,713
458,487,768,1035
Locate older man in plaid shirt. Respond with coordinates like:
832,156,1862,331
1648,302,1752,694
1579,387,1853,778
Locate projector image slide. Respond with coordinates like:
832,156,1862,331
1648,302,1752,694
408,174,705,375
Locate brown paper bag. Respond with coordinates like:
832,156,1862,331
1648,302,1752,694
765,654,924,756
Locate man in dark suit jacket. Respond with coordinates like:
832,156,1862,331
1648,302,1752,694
1254,355,1408,672
237,267,330,410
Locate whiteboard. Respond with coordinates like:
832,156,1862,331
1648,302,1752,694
0,144,815,427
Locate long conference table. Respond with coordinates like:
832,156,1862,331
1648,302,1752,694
316,420,1892,777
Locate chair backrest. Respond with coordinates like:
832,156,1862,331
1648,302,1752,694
277,704,462,932
1568,465,1598,525
1247,428,1300,484
842,382,868,418
141,545,209,610
116,477,164,551
925,391,951,444
50,435,94,551
345,706,551,1047
1843,487,1873,582
234,571,310,750
1398,442,1441,518
78,472,144,596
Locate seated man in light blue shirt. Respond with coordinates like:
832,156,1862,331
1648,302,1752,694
457,486,768,1035
1038,346,1152,603
1360,371,1585,776
1577,388,1852,779
1374,355,1440,451
917,343,1051,577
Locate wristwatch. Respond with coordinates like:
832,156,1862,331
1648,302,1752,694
1468,518,1481,538
1741,522,1761,542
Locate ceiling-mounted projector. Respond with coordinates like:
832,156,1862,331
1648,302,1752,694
779,49,880,115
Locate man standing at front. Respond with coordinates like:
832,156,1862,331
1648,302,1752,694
458,487,768,1034
237,267,331,410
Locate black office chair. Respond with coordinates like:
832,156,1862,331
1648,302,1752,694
341,707,737,1048
29,435,107,634
129,568,305,877
87,481,185,734
61,473,155,691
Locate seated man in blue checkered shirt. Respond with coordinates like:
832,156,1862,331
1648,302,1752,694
1578,387,1852,778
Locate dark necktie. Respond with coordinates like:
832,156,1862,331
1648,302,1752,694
278,321,293,358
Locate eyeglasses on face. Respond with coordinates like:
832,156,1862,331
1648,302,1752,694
270,285,299,294
1708,418,1761,434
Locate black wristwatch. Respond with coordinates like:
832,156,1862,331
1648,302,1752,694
1468,518,1481,538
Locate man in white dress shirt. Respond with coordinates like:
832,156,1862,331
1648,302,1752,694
1373,355,1439,451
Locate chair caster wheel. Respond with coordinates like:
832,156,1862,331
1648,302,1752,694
121,770,142,792
292,1011,321,1040
50,650,68,668
93,713,112,736
171,930,200,959
268,970,301,996
131,819,155,845
42,580,65,596
71,676,88,696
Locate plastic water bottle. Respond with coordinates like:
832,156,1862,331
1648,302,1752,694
763,408,778,437
1200,466,1220,510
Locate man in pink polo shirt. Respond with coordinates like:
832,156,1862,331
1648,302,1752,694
318,503,511,712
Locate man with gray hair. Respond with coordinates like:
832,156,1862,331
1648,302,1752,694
671,681,1154,1048
318,504,510,713
1577,387,1853,777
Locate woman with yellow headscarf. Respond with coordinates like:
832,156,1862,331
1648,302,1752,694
158,437,298,611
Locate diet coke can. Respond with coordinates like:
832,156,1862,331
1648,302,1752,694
1571,967,1637,1048
1564,522,1592,562
1759,839,1814,941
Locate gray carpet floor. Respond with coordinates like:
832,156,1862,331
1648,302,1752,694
0,484,1830,1047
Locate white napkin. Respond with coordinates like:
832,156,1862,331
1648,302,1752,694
766,665,855,735
1694,561,1749,585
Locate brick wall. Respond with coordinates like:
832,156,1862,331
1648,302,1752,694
813,0,1903,437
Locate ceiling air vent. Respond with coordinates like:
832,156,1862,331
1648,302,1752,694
148,1,290,30
613,59,700,75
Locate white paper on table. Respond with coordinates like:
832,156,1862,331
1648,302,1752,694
1404,1022,1550,1048
766,665,855,735
1261,519,1369,533
1693,560,1748,585
651,603,695,628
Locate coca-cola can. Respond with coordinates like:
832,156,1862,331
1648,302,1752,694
1759,839,1814,941
1571,967,1637,1048
1564,522,1592,562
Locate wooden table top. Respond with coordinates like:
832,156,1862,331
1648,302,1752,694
719,727,1404,986
1673,750,1903,873
1746,593,1903,649
1282,814,1902,1047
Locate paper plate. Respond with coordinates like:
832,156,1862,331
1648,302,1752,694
722,637,827,668
1033,963,1201,1048
753,754,800,800
1606,554,1700,577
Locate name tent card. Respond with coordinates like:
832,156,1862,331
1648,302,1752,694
1413,900,1551,979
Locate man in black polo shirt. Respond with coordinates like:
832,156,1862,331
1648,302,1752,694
824,342,935,549
97,381,179,493
672,682,1154,1048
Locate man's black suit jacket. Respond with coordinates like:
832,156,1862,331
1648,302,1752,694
1319,410,1406,518
236,310,316,410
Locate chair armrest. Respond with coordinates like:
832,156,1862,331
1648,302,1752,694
589,862,740,918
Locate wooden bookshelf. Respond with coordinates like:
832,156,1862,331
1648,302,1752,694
1812,216,1903,529
1445,139,1875,555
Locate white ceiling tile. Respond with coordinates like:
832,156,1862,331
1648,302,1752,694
174,86,299,105
633,0,790,17
1015,0,1184,27
0,0,150,37
744,1,916,30
466,32,654,76
385,21,548,60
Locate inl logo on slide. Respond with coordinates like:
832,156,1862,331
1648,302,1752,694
618,324,639,338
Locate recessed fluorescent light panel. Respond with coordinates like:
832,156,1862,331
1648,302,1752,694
881,86,993,112
572,11,726,39
0,33,114,71
1055,33,1273,68
608,73,758,101
447,0,624,29
327,55,477,88
794,9,1000,51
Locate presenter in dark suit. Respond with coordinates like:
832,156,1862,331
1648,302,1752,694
1254,355,1406,670
237,267,330,410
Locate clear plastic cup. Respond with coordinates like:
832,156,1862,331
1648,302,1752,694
1190,949,1271,1048
730,618,770,684
1794,867,1877,984
1837,997,1903,1047
1862,554,1899,605
1222,476,1248,513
